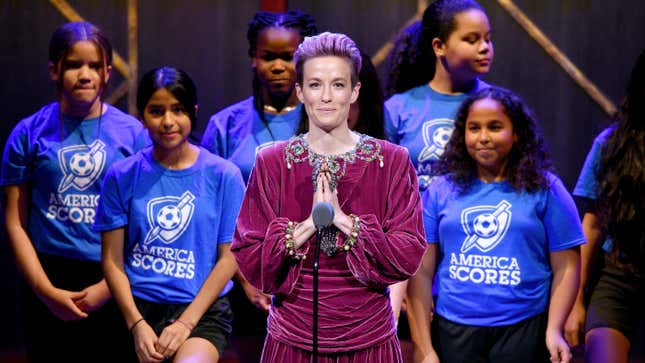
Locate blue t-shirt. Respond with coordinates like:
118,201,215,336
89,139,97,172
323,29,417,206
573,126,614,200
0,102,149,261
94,147,245,303
423,173,585,326
201,97,302,183
385,80,489,190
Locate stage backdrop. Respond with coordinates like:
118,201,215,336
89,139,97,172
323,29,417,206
1,0,644,354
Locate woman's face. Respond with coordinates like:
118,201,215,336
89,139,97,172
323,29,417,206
143,88,193,153
434,9,493,81
465,97,516,180
253,27,302,98
296,55,360,133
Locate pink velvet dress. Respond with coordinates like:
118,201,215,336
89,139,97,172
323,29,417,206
231,134,426,363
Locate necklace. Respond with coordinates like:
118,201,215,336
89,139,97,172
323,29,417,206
263,104,297,114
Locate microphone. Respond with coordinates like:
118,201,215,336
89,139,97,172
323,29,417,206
312,202,334,229
311,201,334,362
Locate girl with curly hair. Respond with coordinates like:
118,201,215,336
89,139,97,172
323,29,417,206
407,87,584,363
200,11,317,362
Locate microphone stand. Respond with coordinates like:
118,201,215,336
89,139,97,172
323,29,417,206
310,201,333,363
312,227,322,363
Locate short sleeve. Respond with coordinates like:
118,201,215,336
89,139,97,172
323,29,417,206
544,176,586,251
573,127,613,200
421,186,439,244
0,122,33,186
201,114,226,156
217,164,245,243
384,96,402,144
134,128,152,151
94,165,129,231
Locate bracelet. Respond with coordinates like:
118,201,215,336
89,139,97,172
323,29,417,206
341,214,360,251
171,318,194,331
285,221,306,260
129,317,145,333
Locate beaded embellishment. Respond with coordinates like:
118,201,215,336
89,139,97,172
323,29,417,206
285,221,306,260
319,227,340,256
318,214,360,256
284,134,375,257
284,133,384,191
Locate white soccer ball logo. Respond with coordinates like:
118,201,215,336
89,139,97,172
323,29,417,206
69,152,95,177
432,126,453,149
473,213,499,238
157,205,182,230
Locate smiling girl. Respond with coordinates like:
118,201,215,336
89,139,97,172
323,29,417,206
407,87,584,363
97,67,245,363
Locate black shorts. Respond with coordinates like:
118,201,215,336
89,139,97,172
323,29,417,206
23,253,133,363
585,262,644,338
135,295,233,356
432,313,549,363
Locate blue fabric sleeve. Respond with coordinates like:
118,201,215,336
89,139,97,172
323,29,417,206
217,164,245,243
544,176,586,251
0,122,32,185
134,128,152,151
201,114,226,156
383,97,401,144
94,165,129,231
422,186,439,244
573,127,613,200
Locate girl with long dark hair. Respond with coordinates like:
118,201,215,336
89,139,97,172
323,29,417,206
566,49,645,363
98,67,244,363
1,21,147,362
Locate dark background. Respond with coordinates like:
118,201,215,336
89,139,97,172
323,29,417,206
1,0,644,356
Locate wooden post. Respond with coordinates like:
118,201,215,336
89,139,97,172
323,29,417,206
48,0,131,79
497,0,617,116
260,0,287,12
127,0,138,115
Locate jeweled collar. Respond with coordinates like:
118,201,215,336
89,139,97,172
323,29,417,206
285,133,384,191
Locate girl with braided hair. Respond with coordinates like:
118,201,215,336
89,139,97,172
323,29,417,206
201,9,317,183
200,10,317,362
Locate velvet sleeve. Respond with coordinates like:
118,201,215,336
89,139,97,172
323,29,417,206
345,146,426,288
231,148,308,296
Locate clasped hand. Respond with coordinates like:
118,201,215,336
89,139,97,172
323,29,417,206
291,162,353,250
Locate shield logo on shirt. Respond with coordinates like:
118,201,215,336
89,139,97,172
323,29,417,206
143,191,195,245
57,140,106,193
419,118,454,163
460,200,512,253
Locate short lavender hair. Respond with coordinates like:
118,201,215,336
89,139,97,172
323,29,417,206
294,32,362,86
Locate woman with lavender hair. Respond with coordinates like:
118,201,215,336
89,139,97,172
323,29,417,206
231,32,426,362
